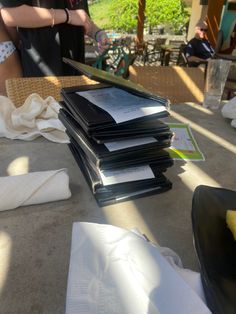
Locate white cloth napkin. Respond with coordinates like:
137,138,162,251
221,96,236,128
158,246,207,304
0,94,69,143
0,168,71,211
66,222,211,314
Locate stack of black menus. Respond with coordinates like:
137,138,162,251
59,59,174,206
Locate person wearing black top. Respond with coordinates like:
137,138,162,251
0,1,107,76
185,21,214,66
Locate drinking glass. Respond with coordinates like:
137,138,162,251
203,59,232,109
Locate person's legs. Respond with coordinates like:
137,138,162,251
0,13,22,96
0,42,22,95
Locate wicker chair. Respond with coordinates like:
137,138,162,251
5,75,98,107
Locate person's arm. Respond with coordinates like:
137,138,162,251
0,10,22,95
87,21,109,53
185,41,208,64
187,55,208,63
0,10,10,41
1,5,67,28
1,5,93,34
4,26,19,46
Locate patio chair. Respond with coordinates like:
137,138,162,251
5,75,98,107
143,38,167,65
130,41,148,66
164,40,186,66
176,43,208,69
92,43,136,78
176,44,189,67
192,185,236,314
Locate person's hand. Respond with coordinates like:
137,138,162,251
69,9,93,35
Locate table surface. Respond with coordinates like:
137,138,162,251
0,102,236,313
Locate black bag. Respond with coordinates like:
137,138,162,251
192,185,236,314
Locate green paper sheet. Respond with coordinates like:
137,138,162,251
167,123,205,161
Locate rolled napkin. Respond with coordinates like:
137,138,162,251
0,94,69,143
0,169,71,211
231,119,236,128
221,96,236,120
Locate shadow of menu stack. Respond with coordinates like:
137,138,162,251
59,64,174,206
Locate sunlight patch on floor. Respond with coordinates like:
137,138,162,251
102,202,157,243
170,110,236,154
0,232,12,295
7,156,29,176
179,162,221,192
183,102,213,115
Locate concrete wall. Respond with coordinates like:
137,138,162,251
187,0,208,41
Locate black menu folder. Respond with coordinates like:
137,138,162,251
59,108,173,170
61,85,169,141
69,142,172,206
63,58,169,104
60,59,173,205
60,60,171,142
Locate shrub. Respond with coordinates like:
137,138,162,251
107,0,138,33
90,0,189,35
146,0,189,34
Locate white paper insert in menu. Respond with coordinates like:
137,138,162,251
99,165,155,186
105,137,157,152
77,87,166,124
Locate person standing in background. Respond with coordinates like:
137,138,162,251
0,11,22,95
0,0,108,77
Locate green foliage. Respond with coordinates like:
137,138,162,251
146,0,189,34
108,0,138,33
89,0,112,29
90,0,190,34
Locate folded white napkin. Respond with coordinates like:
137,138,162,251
0,168,71,211
0,94,69,143
158,246,206,303
231,119,236,128
66,222,211,314
131,228,206,303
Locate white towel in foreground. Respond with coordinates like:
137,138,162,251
0,169,71,211
0,94,69,143
66,222,211,314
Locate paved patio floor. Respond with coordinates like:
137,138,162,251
0,102,235,313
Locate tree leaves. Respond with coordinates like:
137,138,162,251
90,0,190,34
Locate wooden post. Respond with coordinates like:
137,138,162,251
136,0,146,44
206,0,225,47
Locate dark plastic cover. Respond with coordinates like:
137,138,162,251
192,185,236,314
63,58,170,106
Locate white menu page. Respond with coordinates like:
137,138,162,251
99,165,155,186
104,137,157,152
77,87,166,123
